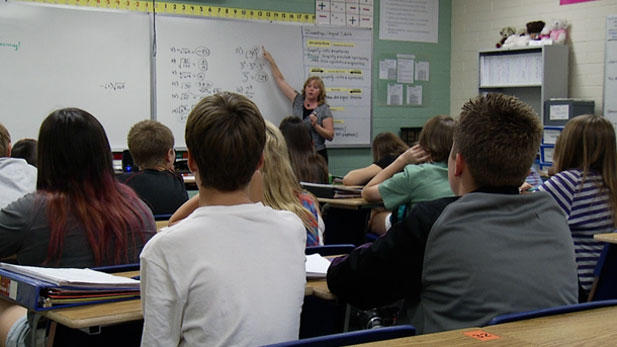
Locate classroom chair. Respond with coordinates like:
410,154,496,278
365,232,380,242
121,150,135,173
153,213,173,221
264,324,416,347
485,299,617,325
305,244,355,256
588,244,617,301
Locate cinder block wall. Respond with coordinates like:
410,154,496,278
450,0,617,118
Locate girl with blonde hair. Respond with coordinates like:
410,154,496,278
538,114,617,301
262,121,324,246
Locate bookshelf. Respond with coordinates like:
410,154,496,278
478,45,569,120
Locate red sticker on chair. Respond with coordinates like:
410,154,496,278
463,330,500,341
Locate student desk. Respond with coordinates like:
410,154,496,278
38,271,333,330
356,305,617,346
317,197,381,211
594,233,617,244
317,197,382,245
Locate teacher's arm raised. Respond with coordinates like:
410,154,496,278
263,46,298,102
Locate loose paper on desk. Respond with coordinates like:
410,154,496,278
305,254,331,279
0,263,140,288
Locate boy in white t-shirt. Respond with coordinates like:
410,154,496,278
0,123,36,209
140,92,307,347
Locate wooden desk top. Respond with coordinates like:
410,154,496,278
317,197,381,210
594,232,617,244
355,327,484,346
41,298,143,329
40,276,332,329
355,305,617,346
305,278,335,301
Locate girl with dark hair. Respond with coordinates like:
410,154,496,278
362,115,456,235
0,108,155,345
343,132,409,186
279,116,329,184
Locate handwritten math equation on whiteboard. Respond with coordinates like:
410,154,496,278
165,45,268,122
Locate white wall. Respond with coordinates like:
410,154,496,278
450,0,617,118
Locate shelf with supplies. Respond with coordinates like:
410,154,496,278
543,125,564,145
544,99,595,126
478,45,569,120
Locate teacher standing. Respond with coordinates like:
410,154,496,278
263,46,334,163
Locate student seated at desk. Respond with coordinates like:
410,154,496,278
263,120,324,246
10,138,37,168
140,92,306,347
342,132,408,186
279,116,329,184
362,115,455,235
118,120,188,216
327,94,578,334
524,114,617,301
168,120,325,247
0,108,156,346
0,124,37,209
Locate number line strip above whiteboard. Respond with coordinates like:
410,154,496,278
14,0,315,23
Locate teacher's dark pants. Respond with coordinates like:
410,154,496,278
317,148,328,164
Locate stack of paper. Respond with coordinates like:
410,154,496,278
0,263,139,288
0,263,141,309
305,254,331,279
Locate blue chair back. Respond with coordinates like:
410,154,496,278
486,299,617,325
305,244,355,256
153,213,173,221
264,325,416,347
589,244,617,301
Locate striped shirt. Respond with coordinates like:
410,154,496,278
539,169,616,291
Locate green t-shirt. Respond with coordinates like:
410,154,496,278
378,161,453,211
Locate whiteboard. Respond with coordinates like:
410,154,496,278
0,2,151,150
155,15,305,148
605,15,617,128
155,16,373,148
